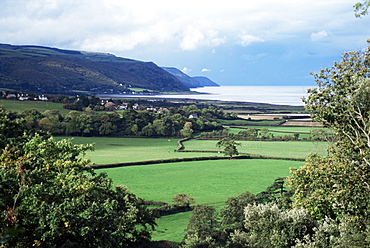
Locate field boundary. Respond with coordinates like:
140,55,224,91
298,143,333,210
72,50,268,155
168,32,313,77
91,154,304,169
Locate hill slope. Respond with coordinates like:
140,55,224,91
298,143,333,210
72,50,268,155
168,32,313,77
192,76,219,87
162,67,219,88
0,44,189,95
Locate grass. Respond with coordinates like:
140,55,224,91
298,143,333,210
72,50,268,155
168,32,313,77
97,159,302,242
56,136,326,242
57,137,223,164
97,159,300,204
184,139,328,159
226,126,314,139
0,99,70,115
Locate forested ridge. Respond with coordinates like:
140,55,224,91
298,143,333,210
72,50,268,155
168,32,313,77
0,43,189,95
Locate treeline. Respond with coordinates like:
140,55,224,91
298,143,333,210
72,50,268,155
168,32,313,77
7,104,233,137
198,127,332,141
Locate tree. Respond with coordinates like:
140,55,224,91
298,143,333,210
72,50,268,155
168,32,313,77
216,137,241,158
0,113,156,247
171,193,195,208
220,191,256,232
182,205,220,247
288,42,370,221
180,122,194,138
354,0,370,17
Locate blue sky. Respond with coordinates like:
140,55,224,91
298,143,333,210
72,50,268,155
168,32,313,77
1,0,369,86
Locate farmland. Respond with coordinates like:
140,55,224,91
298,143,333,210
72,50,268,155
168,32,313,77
63,136,327,242
2,99,329,243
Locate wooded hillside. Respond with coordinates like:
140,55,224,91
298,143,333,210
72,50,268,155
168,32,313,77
0,44,189,95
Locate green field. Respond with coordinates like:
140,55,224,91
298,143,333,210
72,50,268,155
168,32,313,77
61,137,328,164
59,137,224,164
57,136,327,242
0,99,70,115
184,139,328,159
227,126,322,139
97,159,302,242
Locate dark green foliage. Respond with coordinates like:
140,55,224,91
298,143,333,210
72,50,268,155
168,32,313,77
0,109,156,247
256,177,293,209
182,205,220,247
216,137,241,158
220,191,256,233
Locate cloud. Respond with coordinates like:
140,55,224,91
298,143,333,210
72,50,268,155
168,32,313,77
182,67,192,74
201,68,211,72
238,34,265,46
310,30,329,42
1,0,360,53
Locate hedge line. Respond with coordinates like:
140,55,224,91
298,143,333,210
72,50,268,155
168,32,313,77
91,154,304,170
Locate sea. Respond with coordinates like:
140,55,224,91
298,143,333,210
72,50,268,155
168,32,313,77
97,86,315,106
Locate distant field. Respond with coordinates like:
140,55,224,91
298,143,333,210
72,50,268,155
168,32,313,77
226,126,323,139
184,139,328,159
0,99,70,114
57,137,223,164
59,137,328,164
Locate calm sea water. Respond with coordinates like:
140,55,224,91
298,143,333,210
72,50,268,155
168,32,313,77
98,86,314,106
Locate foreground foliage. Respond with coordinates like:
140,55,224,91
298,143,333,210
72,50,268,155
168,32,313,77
0,108,156,247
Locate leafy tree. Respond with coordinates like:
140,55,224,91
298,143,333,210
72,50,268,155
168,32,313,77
220,191,256,232
0,113,156,247
182,205,220,247
229,204,316,248
171,193,195,208
216,137,241,158
288,43,370,220
256,177,293,209
180,122,194,138
354,0,370,17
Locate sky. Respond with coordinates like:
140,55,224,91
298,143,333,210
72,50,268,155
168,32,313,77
1,0,369,86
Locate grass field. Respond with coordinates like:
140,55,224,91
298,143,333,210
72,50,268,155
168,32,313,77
184,139,328,159
56,136,327,242
60,137,328,164
97,159,302,242
0,99,70,115
57,137,224,164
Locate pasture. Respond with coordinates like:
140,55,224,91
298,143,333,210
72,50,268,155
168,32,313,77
0,99,70,114
62,136,327,242
97,159,303,242
62,136,328,164
184,139,328,159
59,137,224,164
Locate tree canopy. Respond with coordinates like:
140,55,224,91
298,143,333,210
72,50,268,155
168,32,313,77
288,42,370,220
0,108,156,247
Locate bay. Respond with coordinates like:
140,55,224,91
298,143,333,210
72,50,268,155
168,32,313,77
97,86,315,106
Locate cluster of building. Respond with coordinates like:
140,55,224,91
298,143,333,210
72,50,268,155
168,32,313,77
5,93,49,101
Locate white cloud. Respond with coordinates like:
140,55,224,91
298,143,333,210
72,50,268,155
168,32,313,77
201,68,211,72
238,34,265,46
182,67,192,74
1,0,362,53
310,30,329,42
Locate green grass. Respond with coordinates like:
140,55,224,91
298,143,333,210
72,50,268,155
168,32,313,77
97,159,300,204
216,119,282,126
58,137,223,164
97,159,302,242
56,136,326,242
0,99,70,115
184,139,328,159
60,136,328,164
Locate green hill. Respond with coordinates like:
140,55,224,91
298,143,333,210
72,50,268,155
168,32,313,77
0,44,189,95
